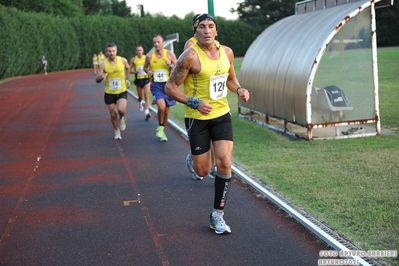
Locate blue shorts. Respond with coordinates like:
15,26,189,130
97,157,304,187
150,82,176,107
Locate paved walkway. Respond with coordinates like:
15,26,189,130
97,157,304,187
0,70,332,265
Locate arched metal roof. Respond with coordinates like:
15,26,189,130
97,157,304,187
238,0,386,139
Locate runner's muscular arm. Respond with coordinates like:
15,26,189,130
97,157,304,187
166,50,177,69
122,57,131,88
143,53,153,77
166,49,213,115
129,57,136,74
224,46,250,102
95,62,106,83
165,49,194,104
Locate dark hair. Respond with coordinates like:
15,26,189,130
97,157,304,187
105,42,117,50
193,14,218,33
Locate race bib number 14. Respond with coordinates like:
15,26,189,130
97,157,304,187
109,78,122,90
209,74,228,100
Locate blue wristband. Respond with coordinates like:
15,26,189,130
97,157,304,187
187,97,202,109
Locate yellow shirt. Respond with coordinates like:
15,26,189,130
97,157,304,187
150,50,170,82
184,44,231,120
93,55,98,65
98,53,106,64
104,56,127,94
133,56,148,79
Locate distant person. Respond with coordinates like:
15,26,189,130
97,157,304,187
95,43,131,140
92,53,98,75
98,51,106,66
130,45,151,121
41,55,48,75
144,35,177,142
165,14,250,234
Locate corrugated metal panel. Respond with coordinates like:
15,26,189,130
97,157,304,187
238,0,375,126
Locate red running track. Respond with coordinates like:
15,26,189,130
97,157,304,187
0,70,332,265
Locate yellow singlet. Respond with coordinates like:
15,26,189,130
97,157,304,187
104,56,127,94
98,53,106,64
133,56,148,79
184,44,231,120
93,55,98,65
149,50,170,83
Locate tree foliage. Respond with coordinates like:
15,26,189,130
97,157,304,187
376,7,399,47
231,0,296,34
0,0,132,17
231,0,399,45
0,0,83,16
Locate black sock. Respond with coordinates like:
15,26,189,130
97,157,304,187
213,176,231,209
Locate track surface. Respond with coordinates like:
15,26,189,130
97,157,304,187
0,70,332,265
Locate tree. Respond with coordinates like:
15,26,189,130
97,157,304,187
0,0,84,17
110,0,131,17
82,0,131,17
231,0,296,33
0,0,132,17
137,4,145,17
82,0,103,15
376,7,399,46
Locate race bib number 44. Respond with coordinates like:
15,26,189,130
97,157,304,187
153,70,167,82
209,74,228,100
109,78,122,90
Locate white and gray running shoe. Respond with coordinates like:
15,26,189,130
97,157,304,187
186,153,195,174
192,173,203,180
210,212,231,235
208,165,217,179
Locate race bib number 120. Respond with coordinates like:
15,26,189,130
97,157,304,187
209,74,228,100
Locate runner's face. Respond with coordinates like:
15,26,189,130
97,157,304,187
153,37,164,51
136,47,144,56
107,47,117,60
196,20,217,45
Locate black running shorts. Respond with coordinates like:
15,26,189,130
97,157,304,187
104,91,128,105
185,112,233,156
134,78,151,87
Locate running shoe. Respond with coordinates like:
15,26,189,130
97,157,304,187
114,129,122,140
156,126,164,139
186,153,195,174
139,100,145,112
119,117,126,131
160,131,168,142
145,113,151,121
192,173,203,180
208,165,217,179
210,212,231,235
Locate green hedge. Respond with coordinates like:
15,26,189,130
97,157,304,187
0,6,257,80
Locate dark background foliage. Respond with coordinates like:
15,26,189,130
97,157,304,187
0,0,397,79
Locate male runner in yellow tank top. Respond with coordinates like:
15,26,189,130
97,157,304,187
130,45,151,120
184,14,219,180
92,53,98,75
165,14,250,235
98,51,106,66
144,35,177,142
96,42,131,140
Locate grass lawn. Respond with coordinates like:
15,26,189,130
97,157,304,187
167,47,399,266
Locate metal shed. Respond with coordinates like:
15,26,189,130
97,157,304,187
238,0,394,140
